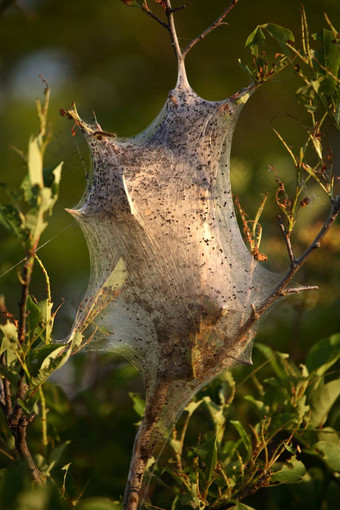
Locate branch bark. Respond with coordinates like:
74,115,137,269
12,413,44,485
123,381,173,510
164,0,183,64
0,246,44,486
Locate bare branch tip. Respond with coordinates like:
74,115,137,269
251,303,259,320
182,0,239,59
280,285,319,296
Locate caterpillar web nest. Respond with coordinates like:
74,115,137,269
65,74,281,506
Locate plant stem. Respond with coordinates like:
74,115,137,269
14,414,44,485
39,386,48,447
182,0,239,59
18,254,34,347
124,394,166,508
165,0,183,64
124,379,185,509
140,3,168,29
235,195,340,346
10,245,44,484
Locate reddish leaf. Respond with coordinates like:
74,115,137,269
153,0,166,11
120,0,135,6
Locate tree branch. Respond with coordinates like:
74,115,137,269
235,195,340,345
139,3,169,30
278,216,296,266
280,285,319,296
182,0,239,59
2,244,43,484
169,3,190,15
1,354,13,416
14,414,44,485
165,0,183,64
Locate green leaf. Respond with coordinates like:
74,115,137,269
44,162,63,205
263,23,295,54
305,441,340,471
28,135,43,188
0,321,18,343
129,392,145,418
203,396,226,443
38,299,54,342
77,498,122,510
305,334,340,375
313,29,340,77
180,482,201,507
204,437,218,482
0,363,21,384
104,257,128,292
0,336,11,356
25,189,51,241
185,399,204,416
20,174,35,204
295,395,310,422
245,26,266,56
271,456,306,484
220,439,238,460
255,343,290,379
228,503,256,510
26,295,41,336
30,344,72,389
309,379,340,428
244,395,268,419
316,427,340,444
230,420,252,458
17,397,33,414
269,412,303,434
28,344,63,377
169,437,181,455
38,299,53,323
238,59,256,81
0,204,28,241
49,440,71,466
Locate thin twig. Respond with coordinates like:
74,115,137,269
1,354,13,416
0,379,5,408
139,3,169,29
170,3,190,14
182,0,238,59
14,414,44,485
0,446,15,461
278,216,296,266
280,286,319,296
18,258,33,346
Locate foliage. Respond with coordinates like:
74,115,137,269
0,336,338,510
0,79,82,490
238,7,339,241
130,335,340,509
0,3,339,510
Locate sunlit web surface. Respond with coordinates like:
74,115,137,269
67,78,280,451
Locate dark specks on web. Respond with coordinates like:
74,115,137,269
68,79,281,499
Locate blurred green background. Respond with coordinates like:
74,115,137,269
0,0,339,507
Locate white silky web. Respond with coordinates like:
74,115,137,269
66,77,281,505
